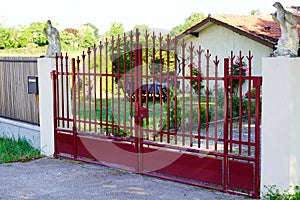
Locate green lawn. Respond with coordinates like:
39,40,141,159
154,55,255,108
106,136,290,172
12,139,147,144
75,95,214,133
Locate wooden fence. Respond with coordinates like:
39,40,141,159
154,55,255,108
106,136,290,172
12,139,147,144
0,57,39,125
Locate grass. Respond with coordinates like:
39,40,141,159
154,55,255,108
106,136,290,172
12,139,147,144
73,95,218,139
0,135,42,164
77,96,210,127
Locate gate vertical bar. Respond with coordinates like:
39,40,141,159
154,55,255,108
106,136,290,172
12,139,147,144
254,77,262,198
205,50,211,149
87,48,92,132
181,41,186,146
137,43,143,173
60,54,65,128
65,54,70,129
51,69,58,157
151,33,157,141
55,55,60,127
223,58,229,192
129,33,134,137
76,57,81,131
166,36,171,143
214,57,219,151
247,52,253,156
134,30,143,173
158,34,163,143
196,46,203,148
189,43,194,147
144,31,149,140
111,38,115,136
82,52,86,131
238,52,244,155
99,42,103,135
229,52,235,153
173,38,178,144
117,36,121,137
93,45,97,132
71,58,77,160
122,34,127,136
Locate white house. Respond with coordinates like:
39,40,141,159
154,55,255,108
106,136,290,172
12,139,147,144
175,14,300,76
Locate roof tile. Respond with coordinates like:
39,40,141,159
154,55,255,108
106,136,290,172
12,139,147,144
211,14,300,45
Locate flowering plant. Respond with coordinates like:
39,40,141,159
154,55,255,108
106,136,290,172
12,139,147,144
232,58,248,76
230,57,248,95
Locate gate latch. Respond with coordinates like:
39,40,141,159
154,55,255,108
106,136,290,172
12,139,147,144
139,106,149,118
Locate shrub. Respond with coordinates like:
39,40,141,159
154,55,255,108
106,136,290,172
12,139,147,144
161,89,182,130
263,185,300,200
217,87,255,118
184,105,211,128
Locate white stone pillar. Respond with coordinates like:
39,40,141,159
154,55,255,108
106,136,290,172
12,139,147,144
38,58,56,156
262,57,300,193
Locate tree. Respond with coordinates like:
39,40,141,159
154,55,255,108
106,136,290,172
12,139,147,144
0,25,23,49
78,24,98,48
28,22,48,46
15,25,32,48
0,25,12,49
170,25,185,37
132,24,150,34
170,12,206,36
101,22,125,40
83,23,100,39
250,9,262,16
60,28,79,50
183,12,206,30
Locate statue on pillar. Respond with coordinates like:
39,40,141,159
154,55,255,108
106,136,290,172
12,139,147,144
272,2,299,57
43,20,61,57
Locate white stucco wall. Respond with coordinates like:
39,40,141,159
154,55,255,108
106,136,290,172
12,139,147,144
180,24,273,76
262,57,300,193
38,58,56,156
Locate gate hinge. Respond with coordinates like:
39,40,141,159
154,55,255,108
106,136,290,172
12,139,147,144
50,70,57,80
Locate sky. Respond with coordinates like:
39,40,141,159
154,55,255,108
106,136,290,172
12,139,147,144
0,0,299,34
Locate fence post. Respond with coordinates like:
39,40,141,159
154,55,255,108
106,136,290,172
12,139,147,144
37,58,56,156
262,57,300,193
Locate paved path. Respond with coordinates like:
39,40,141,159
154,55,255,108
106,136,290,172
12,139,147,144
0,158,247,200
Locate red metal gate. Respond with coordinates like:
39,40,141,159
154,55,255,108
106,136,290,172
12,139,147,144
52,30,262,198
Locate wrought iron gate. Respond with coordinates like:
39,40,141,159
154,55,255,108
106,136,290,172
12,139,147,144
52,30,262,198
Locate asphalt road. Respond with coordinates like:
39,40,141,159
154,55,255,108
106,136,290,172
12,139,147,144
0,157,246,200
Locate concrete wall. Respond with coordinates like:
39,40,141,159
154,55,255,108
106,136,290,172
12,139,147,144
0,117,40,150
182,24,273,76
262,57,300,193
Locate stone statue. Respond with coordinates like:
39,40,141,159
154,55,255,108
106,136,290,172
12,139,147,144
43,20,61,57
272,2,299,57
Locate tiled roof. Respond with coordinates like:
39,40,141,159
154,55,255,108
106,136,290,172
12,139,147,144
177,14,300,49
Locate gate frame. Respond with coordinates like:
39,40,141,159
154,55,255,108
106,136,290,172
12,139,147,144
50,35,262,198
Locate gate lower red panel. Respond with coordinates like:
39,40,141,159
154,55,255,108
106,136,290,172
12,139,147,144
56,133,137,171
142,147,223,186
